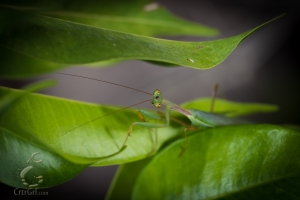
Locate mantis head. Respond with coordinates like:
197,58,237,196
151,89,163,108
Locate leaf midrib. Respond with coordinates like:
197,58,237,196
43,11,198,29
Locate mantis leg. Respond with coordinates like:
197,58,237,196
137,109,159,156
210,83,227,113
210,83,219,113
146,128,158,157
178,126,198,158
156,110,198,157
121,107,171,153
156,110,192,128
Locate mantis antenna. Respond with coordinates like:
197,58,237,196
57,72,152,133
57,72,152,95
65,99,151,133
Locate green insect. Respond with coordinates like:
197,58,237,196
58,73,249,156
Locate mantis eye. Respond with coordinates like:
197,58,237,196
156,96,159,99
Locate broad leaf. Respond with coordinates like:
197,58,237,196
0,124,124,188
0,125,87,188
106,158,152,200
0,79,56,113
0,81,124,188
181,97,278,117
0,86,182,166
0,84,286,189
0,6,283,78
0,0,218,36
0,86,279,168
107,125,300,199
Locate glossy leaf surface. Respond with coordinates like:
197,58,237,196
0,84,286,189
0,86,181,167
181,97,278,117
0,81,119,189
108,125,300,199
1,0,218,36
0,6,282,78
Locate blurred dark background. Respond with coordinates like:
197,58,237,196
1,0,300,199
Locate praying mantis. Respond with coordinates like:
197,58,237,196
58,72,250,156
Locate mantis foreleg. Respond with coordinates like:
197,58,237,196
120,107,170,154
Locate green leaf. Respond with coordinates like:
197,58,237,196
0,82,126,188
0,79,57,113
0,125,85,188
0,124,125,188
107,124,300,199
180,97,279,117
0,6,283,78
0,86,182,166
1,0,218,36
0,46,66,78
106,158,153,200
